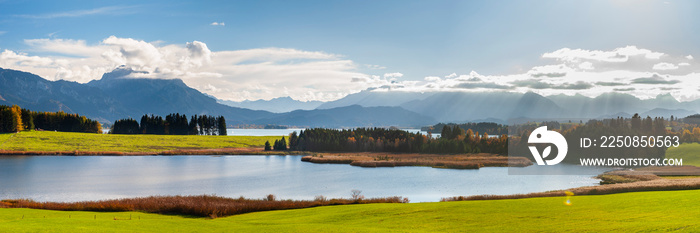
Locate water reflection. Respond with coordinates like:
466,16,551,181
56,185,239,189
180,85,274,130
0,155,602,202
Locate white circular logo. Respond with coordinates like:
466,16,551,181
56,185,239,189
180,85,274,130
528,126,568,165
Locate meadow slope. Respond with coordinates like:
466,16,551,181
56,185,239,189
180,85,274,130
665,142,700,167
0,131,280,153
2,190,700,232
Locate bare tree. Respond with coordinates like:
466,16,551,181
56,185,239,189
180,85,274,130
351,189,362,200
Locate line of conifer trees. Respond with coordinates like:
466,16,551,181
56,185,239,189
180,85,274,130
285,127,507,154
111,113,227,135
422,122,508,135
264,136,288,151
0,104,101,133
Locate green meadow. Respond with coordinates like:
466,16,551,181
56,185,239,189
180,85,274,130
2,189,700,232
665,143,700,166
0,131,280,153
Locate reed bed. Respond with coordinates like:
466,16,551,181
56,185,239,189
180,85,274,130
0,195,409,218
301,154,531,169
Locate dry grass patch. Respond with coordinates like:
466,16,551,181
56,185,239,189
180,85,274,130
1,195,409,218
300,152,531,169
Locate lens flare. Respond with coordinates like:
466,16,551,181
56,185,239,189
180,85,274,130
564,191,574,206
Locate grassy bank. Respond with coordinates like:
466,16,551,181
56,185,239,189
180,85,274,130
3,190,700,232
0,131,281,153
665,142,700,166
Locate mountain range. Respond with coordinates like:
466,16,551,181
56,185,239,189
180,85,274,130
0,67,433,127
218,97,323,113
2,66,699,128
314,90,700,123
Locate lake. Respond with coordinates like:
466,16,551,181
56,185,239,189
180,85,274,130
0,155,605,203
103,128,441,137
229,128,442,138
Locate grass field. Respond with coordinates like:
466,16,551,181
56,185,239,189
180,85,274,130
665,143,700,166
2,189,700,232
0,131,282,153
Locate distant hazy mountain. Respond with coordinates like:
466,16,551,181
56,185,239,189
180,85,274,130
253,105,436,128
397,92,562,122
641,108,696,118
218,97,323,113
316,90,432,109
317,90,700,122
547,93,683,119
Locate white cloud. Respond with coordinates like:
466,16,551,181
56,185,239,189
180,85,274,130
185,41,212,68
578,61,594,70
6,41,700,102
361,46,700,101
527,64,572,78
383,72,403,79
365,64,386,70
210,22,225,26
687,55,694,60
652,62,679,70
424,76,441,82
2,36,386,101
14,6,137,19
543,46,664,63
1,49,56,67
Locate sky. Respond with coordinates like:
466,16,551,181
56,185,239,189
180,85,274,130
1,0,700,102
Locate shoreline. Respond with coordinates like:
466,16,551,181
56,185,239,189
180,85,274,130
0,147,298,156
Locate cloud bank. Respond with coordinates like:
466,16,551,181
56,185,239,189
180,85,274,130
351,45,700,101
1,39,699,102
0,36,390,101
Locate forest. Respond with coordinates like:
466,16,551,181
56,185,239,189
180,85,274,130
111,113,227,135
0,105,101,133
282,127,507,154
421,122,508,135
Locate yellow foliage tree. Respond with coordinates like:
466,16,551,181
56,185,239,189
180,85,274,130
11,105,23,132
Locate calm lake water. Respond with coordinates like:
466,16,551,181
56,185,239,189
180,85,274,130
103,128,440,137
229,128,441,138
0,155,604,203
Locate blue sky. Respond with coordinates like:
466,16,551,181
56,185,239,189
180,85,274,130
1,0,699,101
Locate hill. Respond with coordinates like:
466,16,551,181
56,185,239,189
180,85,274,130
86,66,274,124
